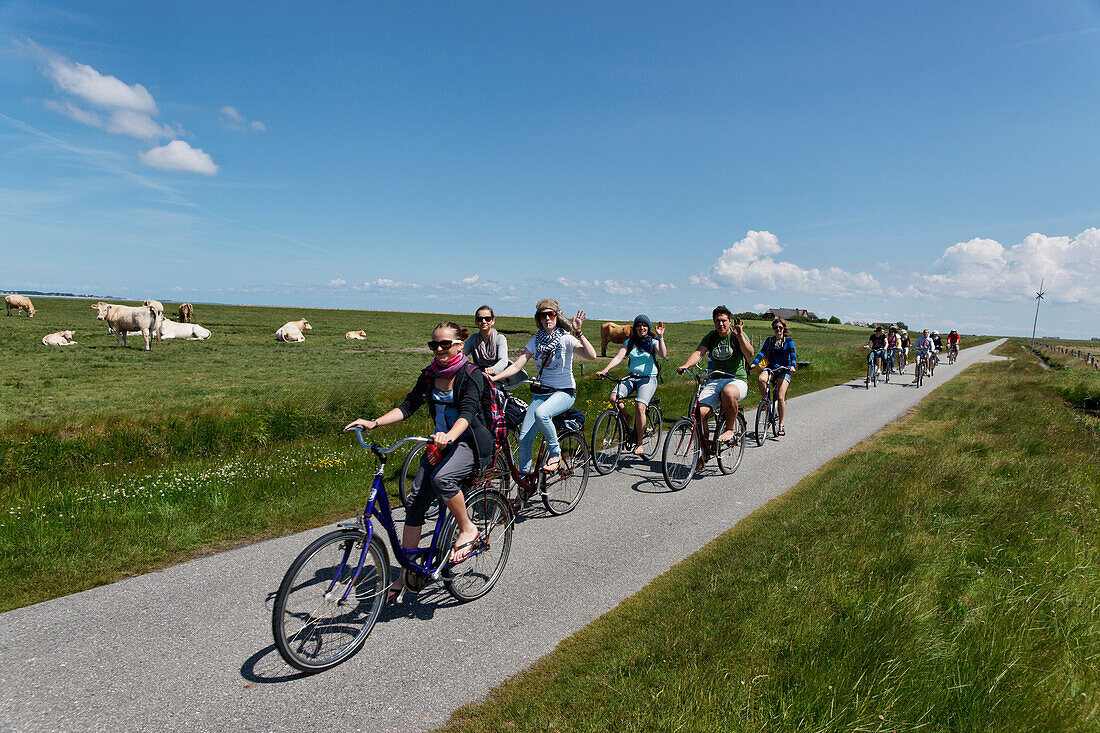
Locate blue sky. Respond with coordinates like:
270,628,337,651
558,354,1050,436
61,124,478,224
2,1,1098,337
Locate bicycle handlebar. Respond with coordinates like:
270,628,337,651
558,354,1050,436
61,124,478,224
343,427,429,456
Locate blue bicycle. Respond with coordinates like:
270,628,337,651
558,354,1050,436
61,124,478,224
272,428,514,673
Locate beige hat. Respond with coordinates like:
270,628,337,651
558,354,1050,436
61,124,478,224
534,298,570,332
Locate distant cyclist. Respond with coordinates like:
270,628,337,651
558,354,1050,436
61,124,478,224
886,326,901,373
677,305,754,445
930,330,943,368
864,326,888,385
749,317,796,436
947,329,961,360
595,315,667,455
899,329,911,368
912,329,935,383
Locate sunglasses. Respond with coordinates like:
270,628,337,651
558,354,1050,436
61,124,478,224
538,311,557,319
428,339,460,350
773,325,783,331
475,316,493,323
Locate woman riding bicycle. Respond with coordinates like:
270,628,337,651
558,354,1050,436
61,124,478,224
463,305,526,387
595,314,667,455
492,299,597,474
886,326,901,372
749,317,796,436
912,329,935,383
677,305,754,444
344,321,491,600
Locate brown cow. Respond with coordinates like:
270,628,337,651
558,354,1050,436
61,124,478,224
600,322,631,357
178,302,194,322
5,294,35,318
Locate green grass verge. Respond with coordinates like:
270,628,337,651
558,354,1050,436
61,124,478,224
444,344,1099,732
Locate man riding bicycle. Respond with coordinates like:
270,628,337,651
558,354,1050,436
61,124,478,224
886,326,901,373
864,326,888,385
912,329,935,383
947,329,960,359
677,305,754,446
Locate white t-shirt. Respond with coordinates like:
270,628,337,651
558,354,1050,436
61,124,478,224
525,334,581,390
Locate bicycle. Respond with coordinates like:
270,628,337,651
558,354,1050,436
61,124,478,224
948,343,958,364
865,350,883,388
661,367,746,491
754,366,787,446
272,429,513,673
914,351,929,387
486,380,591,515
929,350,938,377
591,374,663,474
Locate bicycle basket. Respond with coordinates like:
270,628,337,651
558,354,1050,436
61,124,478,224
553,408,586,433
505,396,528,429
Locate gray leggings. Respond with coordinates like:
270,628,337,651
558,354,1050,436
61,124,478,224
405,440,475,527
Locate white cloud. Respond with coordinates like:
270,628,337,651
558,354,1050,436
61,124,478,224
329,278,347,287
918,229,1100,304
220,105,266,132
138,140,218,175
105,109,178,140
29,41,157,113
42,99,103,128
696,230,881,296
364,278,421,290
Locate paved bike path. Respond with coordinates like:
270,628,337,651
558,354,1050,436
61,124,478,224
0,340,1006,733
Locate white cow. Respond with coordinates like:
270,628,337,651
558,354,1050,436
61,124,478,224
125,319,211,340
93,302,158,351
345,330,367,340
142,299,165,342
276,319,312,343
42,330,77,346
5,294,35,317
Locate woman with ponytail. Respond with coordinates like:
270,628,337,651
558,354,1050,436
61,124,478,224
491,299,597,473
344,321,490,602
595,315,667,455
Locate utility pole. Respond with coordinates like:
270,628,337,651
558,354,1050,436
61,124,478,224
1030,278,1045,354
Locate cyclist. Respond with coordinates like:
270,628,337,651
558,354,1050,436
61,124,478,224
886,326,901,374
463,305,526,387
947,329,961,360
864,325,888,385
899,329,911,369
930,330,943,369
344,321,492,600
912,329,935,383
492,299,596,474
677,305,754,445
748,317,796,436
595,314,667,455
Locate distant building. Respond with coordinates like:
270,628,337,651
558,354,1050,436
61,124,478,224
764,307,818,321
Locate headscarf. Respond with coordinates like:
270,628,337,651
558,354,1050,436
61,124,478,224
474,327,499,367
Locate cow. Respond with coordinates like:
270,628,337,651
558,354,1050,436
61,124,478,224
276,319,312,343
345,330,367,340
5,294,35,318
142,299,165,342
42,330,76,346
600,322,631,357
126,320,211,340
178,303,194,323
93,302,158,351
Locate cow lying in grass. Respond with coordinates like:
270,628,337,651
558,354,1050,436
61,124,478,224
42,330,77,346
93,302,158,351
345,330,367,340
276,319,311,342
123,319,211,341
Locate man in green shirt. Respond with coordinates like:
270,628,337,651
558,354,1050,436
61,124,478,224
677,305,754,443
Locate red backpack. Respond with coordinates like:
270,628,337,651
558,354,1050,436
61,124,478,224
465,363,509,451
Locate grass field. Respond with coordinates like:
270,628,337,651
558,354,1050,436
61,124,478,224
0,297,986,611
444,341,1100,732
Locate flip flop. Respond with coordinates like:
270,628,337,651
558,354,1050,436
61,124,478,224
449,533,482,564
777,426,785,436
541,456,562,473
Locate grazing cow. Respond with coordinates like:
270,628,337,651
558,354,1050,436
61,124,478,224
276,319,312,343
345,330,367,340
600,322,632,357
178,303,194,323
5,294,35,318
42,330,77,346
93,302,158,351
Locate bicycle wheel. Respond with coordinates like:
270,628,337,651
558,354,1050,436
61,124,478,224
661,418,698,491
754,399,769,446
591,409,623,475
884,360,890,383
398,442,439,521
639,402,663,459
442,488,513,602
769,398,780,439
272,529,388,673
540,431,590,515
717,412,746,474
865,362,873,389
915,361,923,387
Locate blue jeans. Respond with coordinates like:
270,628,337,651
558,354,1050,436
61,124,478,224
517,390,576,472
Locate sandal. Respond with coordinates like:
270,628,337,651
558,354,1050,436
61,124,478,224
449,533,482,564
386,573,406,604
777,426,785,436
541,456,562,474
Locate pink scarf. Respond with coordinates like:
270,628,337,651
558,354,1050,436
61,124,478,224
426,352,468,378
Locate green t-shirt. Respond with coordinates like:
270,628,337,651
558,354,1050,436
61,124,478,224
699,330,748,381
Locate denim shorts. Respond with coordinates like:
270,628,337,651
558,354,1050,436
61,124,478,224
613,374,658,405
698,377,747,407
